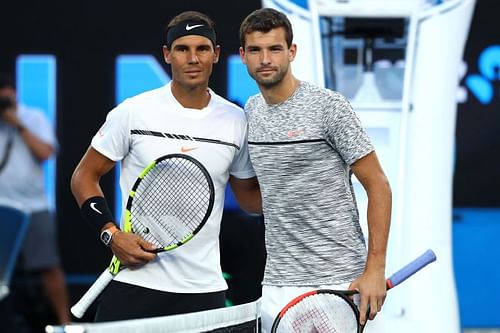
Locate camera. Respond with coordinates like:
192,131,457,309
0,96,14,114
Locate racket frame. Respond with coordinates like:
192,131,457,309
270,249,437,333
272,289,362,333
124,153,214,254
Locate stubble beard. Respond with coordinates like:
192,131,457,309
250,65,288,89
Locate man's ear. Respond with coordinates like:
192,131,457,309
213,45,221,64
239,47,246,64
162,45,171,64
289,43,297,62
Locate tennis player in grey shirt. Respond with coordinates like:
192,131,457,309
239,8,392,332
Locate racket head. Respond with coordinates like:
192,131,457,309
124,153,214,251
271,289,361,333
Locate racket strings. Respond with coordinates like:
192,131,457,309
277,293,358,333
130,157,211,247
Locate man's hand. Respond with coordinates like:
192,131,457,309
110,231,158,268
1,106,21,128
349,268,387,325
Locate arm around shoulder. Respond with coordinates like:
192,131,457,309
229,176,262,215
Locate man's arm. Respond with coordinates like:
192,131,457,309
2,107,53,160
349,151,392,325
70,147,115,205
229,176,262,214
71,147,156,267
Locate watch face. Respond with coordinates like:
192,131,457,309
101,231,112,245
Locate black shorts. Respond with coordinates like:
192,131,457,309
94,280,226,322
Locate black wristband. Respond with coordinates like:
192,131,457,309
81,196,115,232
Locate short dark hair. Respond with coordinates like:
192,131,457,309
0,73,15,90
167,11,215,30
239,8,293,48
165,11,217,47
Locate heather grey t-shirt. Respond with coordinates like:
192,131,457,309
245,81,374,286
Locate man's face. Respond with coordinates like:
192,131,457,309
0,87,16,113
0,87,16,102
163,35,220,89
239,27,296,88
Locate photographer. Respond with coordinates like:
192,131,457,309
0,73,71,325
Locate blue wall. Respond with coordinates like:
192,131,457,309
453,208,500,328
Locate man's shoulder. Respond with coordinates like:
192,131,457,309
299,81,342,97
212,93,243,110
244,93,264,110
298,82,351,108
18,104,50,124
124,86,165,104
210,93,247,119
18,104,46,116
113,86,169,116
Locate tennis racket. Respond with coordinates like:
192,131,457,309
271,249,437,333
71,153,214,318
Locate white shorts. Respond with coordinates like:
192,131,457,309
260,284,387,333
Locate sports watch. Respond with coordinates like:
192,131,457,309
100,225,120,246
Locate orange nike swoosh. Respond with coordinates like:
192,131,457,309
181,146,198,153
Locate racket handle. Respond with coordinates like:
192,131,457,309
70,269,114,318
386,249,436,289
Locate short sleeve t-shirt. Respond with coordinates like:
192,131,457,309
245,81,374,286
92,82,255,293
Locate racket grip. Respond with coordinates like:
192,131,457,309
386,249,436,289
70,270,114,318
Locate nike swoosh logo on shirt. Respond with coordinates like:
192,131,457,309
181,146,198,153
186,24,204,31
90,202,103,215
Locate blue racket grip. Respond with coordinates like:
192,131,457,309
387,249,437,289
